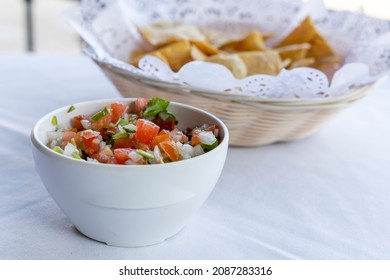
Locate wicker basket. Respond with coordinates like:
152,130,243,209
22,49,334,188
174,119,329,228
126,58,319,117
94,59,379,147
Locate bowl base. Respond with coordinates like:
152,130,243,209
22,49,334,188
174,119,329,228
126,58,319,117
74,225,185,248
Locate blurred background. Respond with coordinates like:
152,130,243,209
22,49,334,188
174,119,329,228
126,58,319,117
0,0,388,54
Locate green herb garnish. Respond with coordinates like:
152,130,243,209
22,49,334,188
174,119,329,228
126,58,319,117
202,140,218,151
122,124,136,133
112,133,129,140
158,111,177,122
70,138,77,147
116,118,129,127
51,116,58,126
136,149,154,159
78,141,86,151
143,97,170,119
53,146,63,154
67,105,75,113
91,107,109,121
71,151,81,160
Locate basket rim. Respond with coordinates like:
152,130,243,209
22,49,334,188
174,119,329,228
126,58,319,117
86,49,383,110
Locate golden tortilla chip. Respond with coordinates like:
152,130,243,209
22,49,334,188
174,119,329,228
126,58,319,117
149,51,170,65
238,51,282,75
276,43,311,61
130,50,169,67
220,31,266,52
281,59,292,69
190,45,208,60
288,57,315,69
202,29,232,48
262,32,275,41
276,16,334,60
157,40,193,72
129,50,147,66
139,22,206,48
236,31,267,51
205,53,247,79
191,41,220,56
132,20,342,78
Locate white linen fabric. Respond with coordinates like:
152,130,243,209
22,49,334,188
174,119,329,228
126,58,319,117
0,55,389,260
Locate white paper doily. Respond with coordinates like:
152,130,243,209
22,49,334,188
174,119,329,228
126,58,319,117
63,0,390,99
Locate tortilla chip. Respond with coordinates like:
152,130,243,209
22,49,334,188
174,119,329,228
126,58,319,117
149,51,170,65
276,43,311,61
307,36,335,60
238,51,282,75
276,16,334,60
236,31,267,51
157,40,193,72
220,31,266,52
202,29,233,48
191,40,220,56
130,50,169,67
132,20,342,77
262,32,275,41
288,57,315,69
205,53,247,79
139,22,206,48
281,59,292,69
190,45,208,60
129,50,147,66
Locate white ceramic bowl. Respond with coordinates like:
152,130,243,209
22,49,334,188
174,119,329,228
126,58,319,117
31,98,229,247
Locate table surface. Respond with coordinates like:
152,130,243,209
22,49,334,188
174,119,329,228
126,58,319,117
1,54,389,260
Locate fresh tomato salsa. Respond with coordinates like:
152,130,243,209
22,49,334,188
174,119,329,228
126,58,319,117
47,98,221,165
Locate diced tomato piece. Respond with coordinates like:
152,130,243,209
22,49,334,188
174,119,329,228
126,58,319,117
80,130,100,156
191,129,200,146
72,115,88,131
113,148,132,164
109,102,127,123
92,146,115,164
170,129,188,143
158,129,170,136
62,131,78,143
112,137,137,149
135,119,160,145
61,131,81,149
159,140,179,162
135,98,150,115
90,112,113,131
150,133,172,150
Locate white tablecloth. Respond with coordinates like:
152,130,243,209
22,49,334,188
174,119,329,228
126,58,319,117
1,54,389,260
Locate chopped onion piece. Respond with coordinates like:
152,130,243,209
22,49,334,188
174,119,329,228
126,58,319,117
80,119,91,130
123,123,136,133
56,123,70,132
176,142,194,159
198,131,217,145
63,143,79,157
124,159,137,165
99,141,106,150
129,150,143,162
171,128,188,143
193,145,205,157
153,145,163,163
47,131,63,148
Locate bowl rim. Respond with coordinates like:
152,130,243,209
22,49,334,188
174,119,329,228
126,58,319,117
31,98,229,169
